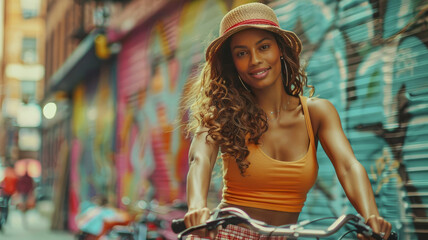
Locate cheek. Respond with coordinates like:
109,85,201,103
268,50,281,64
269,53,282,72
233,58,247,73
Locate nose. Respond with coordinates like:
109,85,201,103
250,49,262,66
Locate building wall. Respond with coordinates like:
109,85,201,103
43,0,94,230
44,0,123,88
0,0,46,167
45,0,92,86
42,0,125,230
68,65,117,231
0,0,4,107
2,0,46,103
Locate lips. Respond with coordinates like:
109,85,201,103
249,67,271,79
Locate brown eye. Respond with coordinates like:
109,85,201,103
237,51,247,57
260,44,270,50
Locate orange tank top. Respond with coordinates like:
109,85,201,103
221,96,318,212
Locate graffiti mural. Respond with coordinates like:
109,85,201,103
115,0,261,210
68,66,117,231
270,0,428,238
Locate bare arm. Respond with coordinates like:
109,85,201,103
185,127,219,228
310,99,391,239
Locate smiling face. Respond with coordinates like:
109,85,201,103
230,28,283,91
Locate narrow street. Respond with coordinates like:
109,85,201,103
0,205,74,240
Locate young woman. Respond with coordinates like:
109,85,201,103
182,2,392,239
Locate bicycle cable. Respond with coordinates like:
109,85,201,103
338,229,358,240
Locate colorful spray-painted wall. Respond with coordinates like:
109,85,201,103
114,0,251,208
271,0,428,239
66,0,427,238
68,66,117,231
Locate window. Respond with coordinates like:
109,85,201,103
21,81,37,101
22,37,38,64
20,0,41,19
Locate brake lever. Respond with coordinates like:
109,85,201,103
354,214,374,237
351,214,398,240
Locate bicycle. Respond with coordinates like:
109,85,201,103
102,200,188,240
171,207,398,240
0,186,11,231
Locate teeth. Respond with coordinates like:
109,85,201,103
254,69,267,75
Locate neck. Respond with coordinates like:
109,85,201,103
252,81,290,119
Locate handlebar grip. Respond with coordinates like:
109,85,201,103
372,231,398,240
171,218,186,233
387,231,398,240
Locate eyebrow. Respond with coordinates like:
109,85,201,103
231,37,273,50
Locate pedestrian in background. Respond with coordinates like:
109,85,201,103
0,165,18,223
16,171,35,226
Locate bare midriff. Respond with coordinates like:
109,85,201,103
218,202,300,226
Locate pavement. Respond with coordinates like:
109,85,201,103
0,206,75,240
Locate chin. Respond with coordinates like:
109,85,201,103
251,80,278,90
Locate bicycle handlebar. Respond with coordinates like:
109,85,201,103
171,207,397,240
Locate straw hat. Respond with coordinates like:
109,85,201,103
205,2,302,61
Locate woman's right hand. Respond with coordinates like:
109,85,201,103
183,207,215,238
184,207,211,228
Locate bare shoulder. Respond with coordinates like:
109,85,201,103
194,126,217,145
306,97,340,130
306,97,337,117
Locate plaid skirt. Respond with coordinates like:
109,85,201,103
185,224,287,240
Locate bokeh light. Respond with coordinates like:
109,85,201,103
43,102,57,119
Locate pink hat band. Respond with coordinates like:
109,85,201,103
224,19,280,34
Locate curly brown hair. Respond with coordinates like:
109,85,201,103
182,31,313,175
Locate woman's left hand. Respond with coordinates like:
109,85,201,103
358,215,392,240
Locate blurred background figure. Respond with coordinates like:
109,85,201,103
16,171,35,227
0,165,18,224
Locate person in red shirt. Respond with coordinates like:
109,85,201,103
1,166,18,223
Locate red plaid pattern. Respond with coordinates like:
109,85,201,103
185,224,287,239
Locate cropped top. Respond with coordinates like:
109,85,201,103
221,96,318,212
